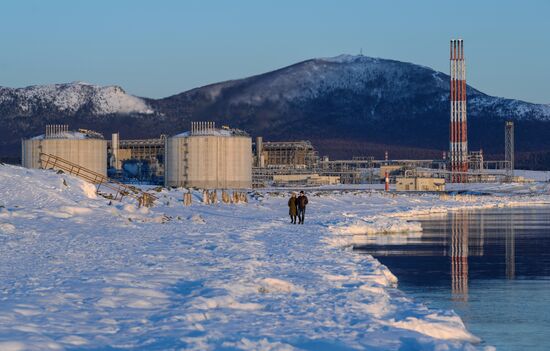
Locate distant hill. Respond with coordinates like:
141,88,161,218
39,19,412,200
2,55,550,168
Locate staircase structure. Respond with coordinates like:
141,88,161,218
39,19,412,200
39,153,157,207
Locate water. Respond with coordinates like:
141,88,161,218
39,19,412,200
353,206,550,350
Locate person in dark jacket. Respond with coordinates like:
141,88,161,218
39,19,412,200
288,193,298,224
297,190,308,224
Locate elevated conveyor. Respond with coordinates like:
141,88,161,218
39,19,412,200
39,152,157,207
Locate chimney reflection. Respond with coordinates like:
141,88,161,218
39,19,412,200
450,211,469,301
505,214,516,279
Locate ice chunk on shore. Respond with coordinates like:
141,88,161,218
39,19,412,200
389,313,481,343
331,218,422,235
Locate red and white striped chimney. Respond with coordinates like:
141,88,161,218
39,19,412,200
450,39,468,182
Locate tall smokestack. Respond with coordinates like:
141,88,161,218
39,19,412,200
450,39,468,182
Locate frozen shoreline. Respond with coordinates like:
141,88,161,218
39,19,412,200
1,164,549,350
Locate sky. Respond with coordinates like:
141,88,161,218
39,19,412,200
1,0,549,103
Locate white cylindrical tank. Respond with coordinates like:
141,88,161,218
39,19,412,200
22,130,107,176
165,128,252,189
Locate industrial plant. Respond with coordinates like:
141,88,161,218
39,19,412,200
109,133,166,183
164,122,252,189
21,39,522,195
22,125,107,176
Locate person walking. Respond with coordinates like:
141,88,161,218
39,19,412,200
297,190,308,224
288,193,298,224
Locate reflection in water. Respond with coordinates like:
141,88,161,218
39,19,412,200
354,210,519,301
446,210,512,301
450,211,470,301
506,214,516,280
353,206,550,351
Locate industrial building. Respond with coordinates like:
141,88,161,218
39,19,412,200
252,138,320,187
250,39,514,187
255,138,318,168
396,177,446,192
19,40,517,190
252,135,453,187
108,133,165,183
165,122,252,189
272,174,340,187
22,125,107,176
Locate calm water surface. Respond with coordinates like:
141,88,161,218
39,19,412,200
354,206,550,350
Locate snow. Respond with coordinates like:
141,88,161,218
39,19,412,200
331,217,423,235
389,314,480,343
1,164,549,350
173,128,240,137
469,95,550,121
31,131,98,140
186,53,550,123
259,278,305,294
196,54,448,106
0,82,153,115
0,342,26,351
320,54,376,64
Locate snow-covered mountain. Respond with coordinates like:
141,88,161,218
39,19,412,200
2,55,550,167
0,82,153,116
153,55,550,162
159,54,550,119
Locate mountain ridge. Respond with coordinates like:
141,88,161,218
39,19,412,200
2,54,550,168
0,81,153,116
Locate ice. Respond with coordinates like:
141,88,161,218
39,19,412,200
331,218,422,235
1,163,550,349
389,314,481,343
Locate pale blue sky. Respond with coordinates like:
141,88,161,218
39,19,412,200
1,0,549,103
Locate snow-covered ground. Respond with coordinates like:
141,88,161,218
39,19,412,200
1,165,549,350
